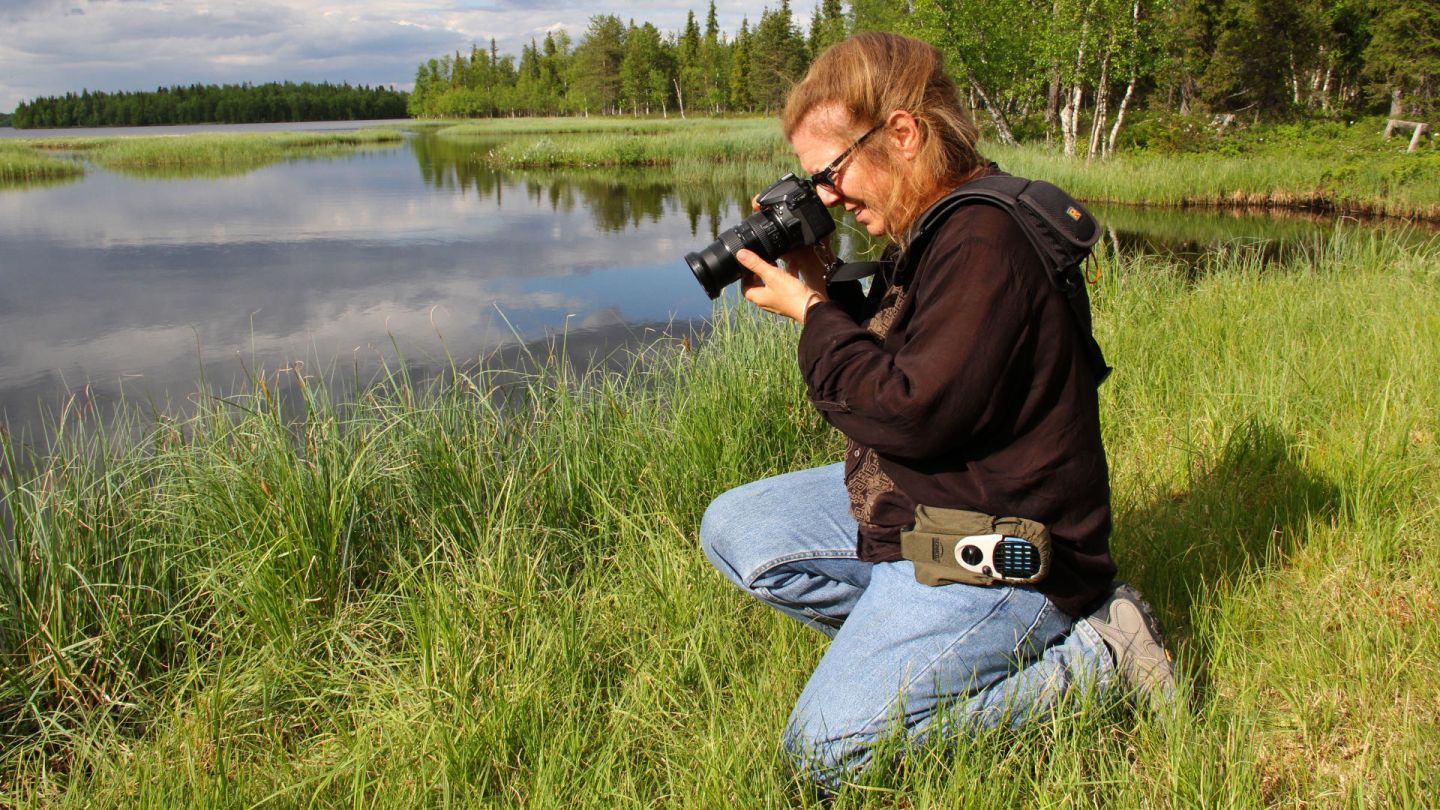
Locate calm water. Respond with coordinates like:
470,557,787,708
0,125,1417,439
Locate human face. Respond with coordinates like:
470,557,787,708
809,122,883,195
792,112,893,237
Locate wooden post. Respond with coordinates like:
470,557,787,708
1385,119,1431,153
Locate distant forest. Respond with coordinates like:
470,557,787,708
10,82,409,129
410,0,1438,156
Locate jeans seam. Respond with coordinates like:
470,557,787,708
742,549,858,589
1011,597,1054,660
838,585,1020,746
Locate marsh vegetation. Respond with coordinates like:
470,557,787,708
2,230,1437,806
7,129,404,181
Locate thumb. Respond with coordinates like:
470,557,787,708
735,249,777,281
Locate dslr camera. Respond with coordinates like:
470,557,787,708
685,173,835,299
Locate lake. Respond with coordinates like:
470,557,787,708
0,123,1421,440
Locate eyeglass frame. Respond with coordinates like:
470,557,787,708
808,121,885,194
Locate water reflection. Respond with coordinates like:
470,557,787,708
0,127,1430,444
0,133,723,440
1092,202,1436,278
411,133,750,241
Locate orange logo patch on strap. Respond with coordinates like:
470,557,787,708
1066,206,1082,221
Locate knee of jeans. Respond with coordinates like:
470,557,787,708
781,714,873,788
699,490,744,578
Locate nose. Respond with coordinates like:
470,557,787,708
817,185,842,207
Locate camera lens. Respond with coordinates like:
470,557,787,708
685,212,787,300
684,173,834,299
685,228,747,299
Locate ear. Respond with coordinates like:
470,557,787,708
884,109,923,162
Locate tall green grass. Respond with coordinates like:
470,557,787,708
14,130,406,180
2,231,1439,806
991,133,1440,220
441,117,794,182
441,116,1440,220
0,141,84,188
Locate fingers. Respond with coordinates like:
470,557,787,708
738,250,779,311
738,249,818,321
735,248,777,281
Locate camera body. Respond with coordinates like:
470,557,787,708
685,173,836,299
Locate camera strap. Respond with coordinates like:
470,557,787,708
826,169,1111,384
827,260,887,283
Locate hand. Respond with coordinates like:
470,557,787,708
738,249,827,323
748,193,831,292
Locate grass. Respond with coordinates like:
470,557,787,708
9,114,1437,218
0,141,84,188
13,129,406,180
995,142,1440,221
438,117,794,184
441,115,1440,221
2,230,1438,806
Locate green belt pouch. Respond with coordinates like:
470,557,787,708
899,505,1053,587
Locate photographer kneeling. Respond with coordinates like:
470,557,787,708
699,32,1176,789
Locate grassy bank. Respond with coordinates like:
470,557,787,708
0,141,84,187
448,115,1440,221
16,129,405,180
438,117,792,184
992,136,1440,221
2,231,1438,806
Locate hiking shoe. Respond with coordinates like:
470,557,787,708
1085,583,1178,708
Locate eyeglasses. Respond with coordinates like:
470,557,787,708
809,122,884,193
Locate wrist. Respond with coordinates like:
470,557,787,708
799,292,826,323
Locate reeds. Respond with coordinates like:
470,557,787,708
992,138,1440,221
9,129,406,182
0,141,85,187
440,116,1440,221
441,118,794,181
2,232,1438,806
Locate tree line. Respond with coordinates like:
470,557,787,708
409,0,1437,155
10,82,409,129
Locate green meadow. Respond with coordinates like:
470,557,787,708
2,229,1437,806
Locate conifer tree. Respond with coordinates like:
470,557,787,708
572,15,626,114
730,17,754,112
702,2,729,112
1365,0,1440,116
750,1,809,112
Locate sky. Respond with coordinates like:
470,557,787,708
0,0,770,112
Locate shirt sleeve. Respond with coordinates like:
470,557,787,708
796,227,1033,460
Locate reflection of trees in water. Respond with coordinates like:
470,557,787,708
1092,202,1439,280
410,132,505,197
410,133,748,236
408,132,891,259
413,134,1430,273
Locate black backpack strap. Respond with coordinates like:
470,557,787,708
915,174,1111,385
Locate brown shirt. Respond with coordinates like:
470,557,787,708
797,197,1116,616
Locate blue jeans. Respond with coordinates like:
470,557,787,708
700,463,1114,787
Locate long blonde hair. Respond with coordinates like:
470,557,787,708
783,32,983,245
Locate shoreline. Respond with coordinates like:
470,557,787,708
5,117,1436,223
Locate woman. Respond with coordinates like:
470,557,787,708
699,32,1175,789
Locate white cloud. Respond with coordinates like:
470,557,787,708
1,0,767,112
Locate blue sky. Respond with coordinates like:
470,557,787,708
1,0,771,112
